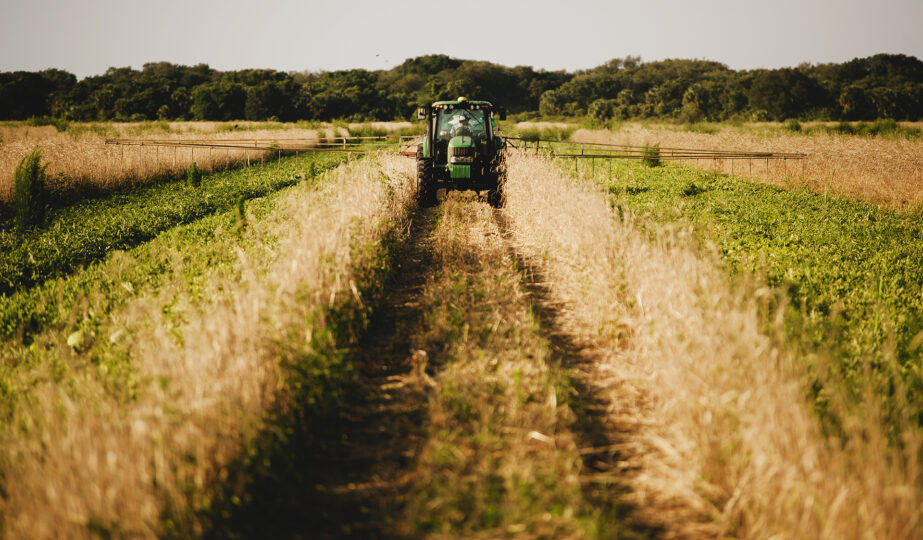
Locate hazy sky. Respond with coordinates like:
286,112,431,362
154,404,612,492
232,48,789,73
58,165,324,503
1,0,921,78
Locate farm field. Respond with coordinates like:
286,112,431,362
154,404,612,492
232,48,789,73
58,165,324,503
0,120,921,538
0,120,417,209
513,120,923,211
596,159,923,420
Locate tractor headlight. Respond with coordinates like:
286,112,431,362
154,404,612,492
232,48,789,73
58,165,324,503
450,156,474,164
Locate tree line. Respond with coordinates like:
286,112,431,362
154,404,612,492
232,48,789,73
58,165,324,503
1,53,921,123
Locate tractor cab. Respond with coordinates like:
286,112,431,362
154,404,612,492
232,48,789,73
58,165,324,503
436,107,488,142
415,97,507,208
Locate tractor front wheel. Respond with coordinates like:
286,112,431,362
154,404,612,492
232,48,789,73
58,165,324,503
417,158,437,208
486,187,503,208
486,164,505,208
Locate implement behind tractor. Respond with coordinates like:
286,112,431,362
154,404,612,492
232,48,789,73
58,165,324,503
415,97,507,208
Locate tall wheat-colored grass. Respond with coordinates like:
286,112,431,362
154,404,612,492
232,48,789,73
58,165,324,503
346,121,412,133
0,122,359,203
503,151,921,538
572,124,923,211
0,153,416,538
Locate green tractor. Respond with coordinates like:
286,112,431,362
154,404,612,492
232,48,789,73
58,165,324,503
415,97,507,208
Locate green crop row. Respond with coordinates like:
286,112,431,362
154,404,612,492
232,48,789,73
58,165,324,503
0,155,345,428
0,153,346,297
586,159,923,433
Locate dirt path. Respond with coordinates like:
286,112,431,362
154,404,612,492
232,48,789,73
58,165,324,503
299,207,439,538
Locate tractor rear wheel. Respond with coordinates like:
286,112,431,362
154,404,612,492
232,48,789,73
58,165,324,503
417,158,437,208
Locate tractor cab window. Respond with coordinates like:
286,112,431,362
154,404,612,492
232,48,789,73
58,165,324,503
436,108,487,142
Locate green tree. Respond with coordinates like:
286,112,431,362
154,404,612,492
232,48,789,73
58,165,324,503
191,81,247,120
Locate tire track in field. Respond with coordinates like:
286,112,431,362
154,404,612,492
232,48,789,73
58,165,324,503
303,206,439,538
491,208,662,538
204,206,438,540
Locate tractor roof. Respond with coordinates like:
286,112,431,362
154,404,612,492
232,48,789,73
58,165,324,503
432,99,494,108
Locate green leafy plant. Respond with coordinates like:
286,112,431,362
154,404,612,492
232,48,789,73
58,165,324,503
235,195,247,231
13,149,49,231
682,182,706,196
25,116,68,132
187,161,202,187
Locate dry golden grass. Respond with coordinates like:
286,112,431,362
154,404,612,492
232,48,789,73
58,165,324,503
0,153,416,538
514,121,575,131
503,151,921,538
346,121,412,133
0,122,353,202
572,123,923,211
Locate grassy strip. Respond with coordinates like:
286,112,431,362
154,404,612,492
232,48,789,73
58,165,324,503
595,158,923,431
401,194,634,538
0,152,345,297
0,181,295,425
769,119,922,140
0,154,415,538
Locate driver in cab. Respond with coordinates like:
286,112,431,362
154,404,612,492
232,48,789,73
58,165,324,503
451,114,473,138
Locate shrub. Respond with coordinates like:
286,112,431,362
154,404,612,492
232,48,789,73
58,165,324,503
24,116,68,132
783,118,802,132
518,126,575,142
187,162,202,187
235,195,247,231
642,143,661,167
13,149,49,230
518,128,541,142
685,123,720,134
868,118,899,136
834,121,855,135
295,120,322,130
750,109,770,122
348,124,387,138
397,124,426,137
